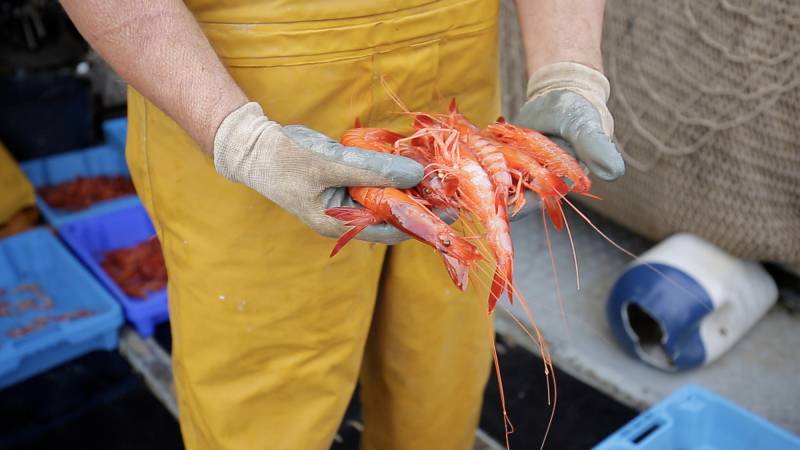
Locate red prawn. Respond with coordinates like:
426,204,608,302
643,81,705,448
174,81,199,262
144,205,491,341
406,125,514,312
485,119,592,194
343,121,459,210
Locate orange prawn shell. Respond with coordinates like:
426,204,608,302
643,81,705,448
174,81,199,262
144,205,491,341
348,186,479,263
340,127,404,151
418,130,515,311
486,122,591,193
342,126,459,210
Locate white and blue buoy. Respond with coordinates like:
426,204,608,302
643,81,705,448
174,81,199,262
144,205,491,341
607,233,778,371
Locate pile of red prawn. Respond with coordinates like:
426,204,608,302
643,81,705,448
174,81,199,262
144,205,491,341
38,175,136,211
101,238,167,299
325,99,596,314
1,283,94,338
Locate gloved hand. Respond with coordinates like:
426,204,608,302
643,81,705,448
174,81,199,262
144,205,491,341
213,102,423,244
510,62,625,221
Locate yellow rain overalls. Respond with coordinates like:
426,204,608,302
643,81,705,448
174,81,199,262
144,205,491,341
126,1,501,448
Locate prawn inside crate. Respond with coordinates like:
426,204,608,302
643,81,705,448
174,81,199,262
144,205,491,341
20,144,140,227
58,203,169,337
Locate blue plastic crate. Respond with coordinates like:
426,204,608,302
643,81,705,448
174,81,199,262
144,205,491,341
102,117,127,151
20,145,140,227
593,385,800,450
0,228,123,389
58,204,168,337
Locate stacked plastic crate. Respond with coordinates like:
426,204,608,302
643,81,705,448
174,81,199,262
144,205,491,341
593,385,800,449
0,117,169,388
0,225,122,388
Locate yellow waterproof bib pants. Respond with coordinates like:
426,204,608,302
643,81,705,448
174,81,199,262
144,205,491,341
126,1,501,448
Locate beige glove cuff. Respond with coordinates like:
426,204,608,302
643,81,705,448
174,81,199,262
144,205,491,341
213,101,284,185
526,62,614,136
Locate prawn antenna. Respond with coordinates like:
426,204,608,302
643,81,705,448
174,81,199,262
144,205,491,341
379,74,411,113
562,196,712,312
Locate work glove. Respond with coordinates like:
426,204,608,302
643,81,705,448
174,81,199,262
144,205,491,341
213,102,423,244
511,62,625,221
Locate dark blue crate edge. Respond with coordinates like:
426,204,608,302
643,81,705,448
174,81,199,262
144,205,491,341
36,195,141,227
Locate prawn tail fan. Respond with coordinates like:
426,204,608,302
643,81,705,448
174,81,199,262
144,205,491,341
324,207,382,257
543,196,565,231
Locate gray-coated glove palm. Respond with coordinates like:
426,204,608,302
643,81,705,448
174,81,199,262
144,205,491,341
511,62,625,221
213,102,423,243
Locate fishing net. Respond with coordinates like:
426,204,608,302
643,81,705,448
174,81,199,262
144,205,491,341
500,0,800,263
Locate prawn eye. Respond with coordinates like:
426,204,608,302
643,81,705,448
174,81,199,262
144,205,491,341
439,234,451,247
423,187,432,194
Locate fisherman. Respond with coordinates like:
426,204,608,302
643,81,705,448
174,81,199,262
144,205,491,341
61,1,624,448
